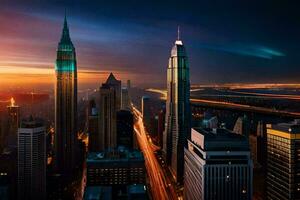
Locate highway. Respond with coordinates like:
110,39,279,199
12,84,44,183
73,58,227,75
132,106,178,200
146,88,300,117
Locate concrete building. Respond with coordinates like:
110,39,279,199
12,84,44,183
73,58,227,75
184,128,253,200
163,29,191,183
266,120,300,200
18,117,46,200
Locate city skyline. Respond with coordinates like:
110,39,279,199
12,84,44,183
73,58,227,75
1,1,300,90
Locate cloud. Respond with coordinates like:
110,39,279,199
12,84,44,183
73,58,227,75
196,43,285,59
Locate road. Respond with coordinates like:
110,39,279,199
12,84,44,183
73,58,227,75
146,88,300,117
132,106,178,200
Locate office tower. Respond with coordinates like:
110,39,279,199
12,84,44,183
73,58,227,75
86,148,145,186
6,98,20,147
141,96,151,132
105,73,121,111
266,121,300,200
184,128,253,200
18,117,46,200
54,16,78,176
121,88,130,110
163,29,191,183
117,110,134,148
233,115,250,138
99,83,117,151
88,99,99,152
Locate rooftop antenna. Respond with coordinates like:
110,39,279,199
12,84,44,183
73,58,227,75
177,25,180,40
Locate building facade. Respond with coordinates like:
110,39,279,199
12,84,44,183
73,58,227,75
117,110,134,149
99,83,117,151
54,16,78,176
88,99,99,152
18,117,46,200
184,128,253,200
105,73,121,111
163,31,191,183
266,121,300,200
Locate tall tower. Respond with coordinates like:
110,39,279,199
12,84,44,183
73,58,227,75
99,83,117,151
18,117,46,200
54,15,77,176
106,73,121,111
163,28,191,183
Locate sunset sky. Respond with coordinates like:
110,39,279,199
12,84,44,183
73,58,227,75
0,0,300,91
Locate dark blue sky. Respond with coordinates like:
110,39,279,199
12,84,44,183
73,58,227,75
1,0,300,87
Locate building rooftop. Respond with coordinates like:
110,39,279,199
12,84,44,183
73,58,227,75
268,119,300,134
87,148,144,163
20,116,44,128
191,128,249,151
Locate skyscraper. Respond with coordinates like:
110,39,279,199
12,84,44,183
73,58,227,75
18,117,46,200
266,121,300,200
163,28,191,183
184,128,253,200
54,16,78,176
99,83,117,151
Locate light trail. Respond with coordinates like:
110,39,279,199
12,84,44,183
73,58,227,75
132,106,178,200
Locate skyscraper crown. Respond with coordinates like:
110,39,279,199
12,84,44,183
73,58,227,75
171,27,186,57
59,15,73,46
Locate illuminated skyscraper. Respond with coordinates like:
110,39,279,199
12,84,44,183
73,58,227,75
54,16,77,176
163,28,191,183
266,121,300,200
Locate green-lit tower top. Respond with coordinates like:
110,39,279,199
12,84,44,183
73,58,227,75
55,15,77,72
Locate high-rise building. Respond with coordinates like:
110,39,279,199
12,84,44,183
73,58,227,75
117,110,134,148
163,29,191,183
266,120,300,200
184,128,253,200
141,96,151,132
105,73,121,111
88,99,99,152
6,98,20,147
99,83,117,151
18,117,46,200
54,16,78,176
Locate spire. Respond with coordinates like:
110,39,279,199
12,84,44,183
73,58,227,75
59,12,72,45
177,25,180,40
